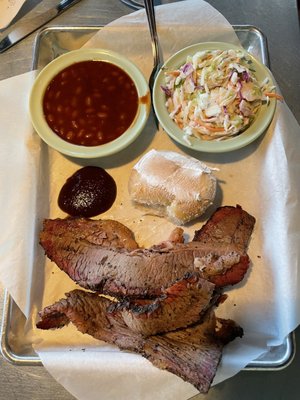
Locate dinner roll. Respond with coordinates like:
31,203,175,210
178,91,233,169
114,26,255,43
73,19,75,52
128,150,217,225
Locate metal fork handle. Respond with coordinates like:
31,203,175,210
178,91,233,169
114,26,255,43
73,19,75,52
144,0,161,69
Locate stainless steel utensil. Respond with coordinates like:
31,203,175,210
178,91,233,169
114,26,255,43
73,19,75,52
144,0,163,92
144,0,163,127
0,0,82,53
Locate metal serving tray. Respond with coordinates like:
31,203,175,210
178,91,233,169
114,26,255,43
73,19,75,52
0,25,296,369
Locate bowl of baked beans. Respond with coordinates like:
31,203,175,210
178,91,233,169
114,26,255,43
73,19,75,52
29,48,150,158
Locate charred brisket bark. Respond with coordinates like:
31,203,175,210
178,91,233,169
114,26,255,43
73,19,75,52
107,272,218,336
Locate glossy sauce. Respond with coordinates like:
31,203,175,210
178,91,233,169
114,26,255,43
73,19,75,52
58,166,117,217
43,60,139,146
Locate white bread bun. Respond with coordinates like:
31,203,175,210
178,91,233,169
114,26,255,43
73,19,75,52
128,150,217,225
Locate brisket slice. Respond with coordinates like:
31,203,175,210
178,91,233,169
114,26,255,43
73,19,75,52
37,289,243,393
193,205,256,252
40,218,139,251
107,273,218,336
39,206,255,297
192,205,256,287
40,231,248,297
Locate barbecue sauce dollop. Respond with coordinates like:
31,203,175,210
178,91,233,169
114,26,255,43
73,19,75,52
58,166,117,218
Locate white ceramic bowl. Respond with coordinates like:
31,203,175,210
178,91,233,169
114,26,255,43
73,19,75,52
29,48,150,158
153,42,277,153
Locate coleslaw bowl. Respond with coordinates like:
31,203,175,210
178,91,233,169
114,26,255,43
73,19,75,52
153,42,277,153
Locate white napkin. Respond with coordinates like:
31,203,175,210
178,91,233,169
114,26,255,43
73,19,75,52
0,1,300,400
0,70,49,318
0,0,27,29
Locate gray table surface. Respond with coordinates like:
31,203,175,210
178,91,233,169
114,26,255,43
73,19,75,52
0,0,299,399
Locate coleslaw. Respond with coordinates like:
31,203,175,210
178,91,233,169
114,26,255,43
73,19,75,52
161,49,279,142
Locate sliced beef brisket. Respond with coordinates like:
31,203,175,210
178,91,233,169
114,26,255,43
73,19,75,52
40,230,249,297
107,273,217,335
41,218,139,251
37,289,243,393
40,205,255,297
193,205,256,251
36,206,252,393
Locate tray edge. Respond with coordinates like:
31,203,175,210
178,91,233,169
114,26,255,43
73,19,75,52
0,24,294,369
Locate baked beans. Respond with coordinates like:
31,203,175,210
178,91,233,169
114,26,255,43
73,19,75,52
43,60,139,146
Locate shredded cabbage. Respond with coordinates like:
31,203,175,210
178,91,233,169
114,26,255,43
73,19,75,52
162,49,272,141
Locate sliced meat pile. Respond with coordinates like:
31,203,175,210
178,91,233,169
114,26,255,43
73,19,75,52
37,205,255,393
40,205,255,297
37,273,219,336
37,287,242,394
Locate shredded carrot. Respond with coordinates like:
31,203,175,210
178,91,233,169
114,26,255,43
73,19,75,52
165,71,181,77
195,119,225,132
264,92,284,101
193,70,197,83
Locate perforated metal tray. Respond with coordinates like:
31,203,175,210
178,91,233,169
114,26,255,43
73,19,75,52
0,25,295,369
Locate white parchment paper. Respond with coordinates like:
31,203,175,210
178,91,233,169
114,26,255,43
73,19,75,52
0,0,26,29
0,1,300,400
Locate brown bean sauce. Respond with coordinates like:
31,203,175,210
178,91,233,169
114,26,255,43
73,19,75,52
58,166,117,217
43,60,139,146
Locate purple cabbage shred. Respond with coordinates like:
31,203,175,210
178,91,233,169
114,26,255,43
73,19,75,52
181,63,194,76
242,71,250,82
160,85,172,97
